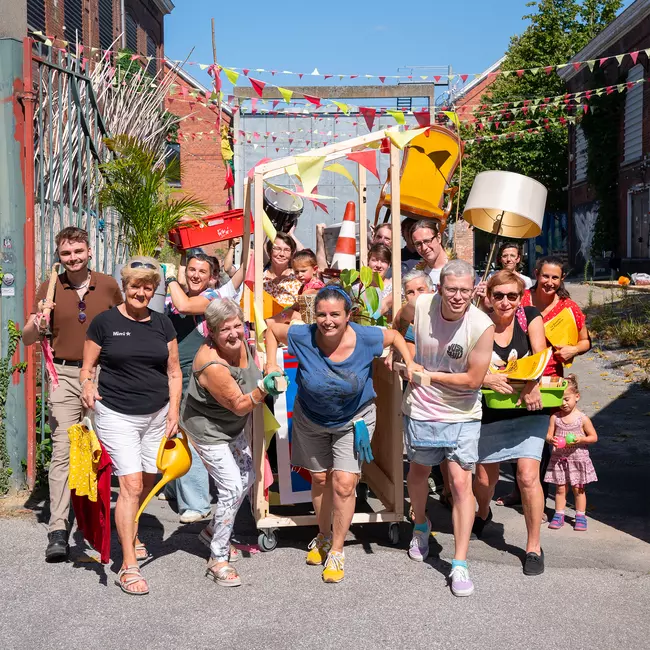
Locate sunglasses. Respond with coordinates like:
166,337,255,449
129,261,157,270
78,300,87,323
492,292,521,302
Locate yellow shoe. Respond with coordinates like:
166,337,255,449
306,533,332,565
322,551,345,583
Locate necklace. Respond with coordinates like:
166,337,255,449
69,272,91,290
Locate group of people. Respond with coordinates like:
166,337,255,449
23,221,598,597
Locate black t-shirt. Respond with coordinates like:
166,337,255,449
87,306,177,415
483,306,544,424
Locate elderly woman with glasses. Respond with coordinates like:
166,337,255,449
263,232,302,307
80,256,182,596
472,270,549,577
180,299,284,587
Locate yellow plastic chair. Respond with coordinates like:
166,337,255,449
374,125,463,232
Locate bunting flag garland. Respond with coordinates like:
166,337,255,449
387,126,430,150
277,87,294,103
359,106,377,131
324,163,358,190
345,150,379,179
386,109,405,125
295,155,326,195
249,77,266,97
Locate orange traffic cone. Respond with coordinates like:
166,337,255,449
330,201,357,270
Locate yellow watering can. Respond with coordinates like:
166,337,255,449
135,429,192,522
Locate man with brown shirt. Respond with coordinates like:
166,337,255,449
22,227,123,562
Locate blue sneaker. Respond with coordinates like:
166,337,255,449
450,564,475,597
408,520,431,562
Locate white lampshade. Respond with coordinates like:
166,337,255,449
462,170,547,239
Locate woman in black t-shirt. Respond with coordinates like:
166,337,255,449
80,256,182,596
472,270,549,577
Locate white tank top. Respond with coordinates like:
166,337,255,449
403,293,493,422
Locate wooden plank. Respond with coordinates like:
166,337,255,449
389,143,401,319
273,375,288,392
358,165,368,265
362,461,395,509
587,281,650,292
256,511,402,529
252,405,268,521
393,362,430,386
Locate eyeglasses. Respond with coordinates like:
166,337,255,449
78,300,87,324
413,236,437,250
442,286,472,298
128,261,157,270
492,292,521,302
271,246,292,254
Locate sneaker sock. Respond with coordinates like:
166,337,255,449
555,510,565,517
414,521,429,534
451,559,468,570
576,510,585,517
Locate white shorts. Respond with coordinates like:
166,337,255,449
94,401,168,476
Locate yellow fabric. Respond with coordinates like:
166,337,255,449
68,422,102,503
383,193,444,217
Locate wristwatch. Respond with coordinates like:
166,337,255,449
165,276,178,286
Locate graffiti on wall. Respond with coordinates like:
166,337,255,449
573,201,600,262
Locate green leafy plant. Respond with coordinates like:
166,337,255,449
0,320,28,494
339,267,388,327
99,135,208,257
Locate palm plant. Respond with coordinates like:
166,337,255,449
99,135,207,257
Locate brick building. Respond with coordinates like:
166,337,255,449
560,0,650,272
26,0,173,75
164,60,233,213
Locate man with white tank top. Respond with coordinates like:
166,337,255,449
401,260,494,597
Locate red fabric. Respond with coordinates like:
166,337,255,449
521,291,586,377
70,443,113,564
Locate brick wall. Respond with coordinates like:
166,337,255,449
453,219,474,265
164,67,233,214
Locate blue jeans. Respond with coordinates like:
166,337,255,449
165,442,212,514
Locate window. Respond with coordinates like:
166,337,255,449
125,12,138,53
575,125,588,184
166,142,181,187
27,0,46,33
63,0,83,43
98,0,114,51
624,64,644,164
146,34,157,76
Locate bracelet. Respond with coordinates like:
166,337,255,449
165,277,178,286
80,377,94,388
250,390,261,405
256,379,269,395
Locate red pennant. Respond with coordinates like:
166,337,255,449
271,70,277,76
242,68,250,76
359,106,377,131
350,74,358,79
599,57,608,67
276,148,279,152
434,75,441,82
414,110,431,128
306,140,310,146
249,77,266,97
631,51,639,64
272,136,277,142
583,105,589,114
516,69,524,77
272,100,279,108
346,150,379,179
378,76,386,83
298,73,304,79
324,74,332,79
544,66,553,75
224,165,235,189
311,199,329,214
585,90,592,99
460,74,468,82
572,62,581,71
303,94,321,106
289,138,293,144
627,81,635,89
606,86,614,94
495,122,501,129
380,137,390,153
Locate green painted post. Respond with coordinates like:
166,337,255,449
0,31,29,490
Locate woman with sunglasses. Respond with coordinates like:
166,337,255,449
80,256,182,596
263,232,302,307
472,270,549,576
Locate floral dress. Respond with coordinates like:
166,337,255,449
263,270,302,307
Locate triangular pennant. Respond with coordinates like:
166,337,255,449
295,155,327,195
359,106,377,131
242,68,250,76
345,150,379,179
311,68,320,75
414,110,431,127
277,87,293,103
572,62,581,71
324,163,358,190
631,51,640,65
443,111,460,130
386,126,429,150
460,74,468,82
544,66,553,75
615,55,624,65
249,77,266,97
599,57,608,67
223,68,239,85
586,60,595,72
387,109,405,125
379,76,386,83
332,100,349,115
531,68,540,75
303,94,321,107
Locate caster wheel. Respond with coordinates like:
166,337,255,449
258,529,278,552
388,523,400,545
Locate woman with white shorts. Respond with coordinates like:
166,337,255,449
80,257,182,595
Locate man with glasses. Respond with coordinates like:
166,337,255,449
401,260,494,597
410,219,449,286
22,227,123,562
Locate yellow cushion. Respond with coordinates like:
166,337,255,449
382,193,444,217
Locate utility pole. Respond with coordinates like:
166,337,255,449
0,0,31,490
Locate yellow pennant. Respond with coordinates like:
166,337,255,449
262,210,277,242
295,155,326,195
277,87,293,103
324,163,358,190
223,68,239,85
387,126,429,150
443,111,461,130
332,101,350,115
386,109,405,125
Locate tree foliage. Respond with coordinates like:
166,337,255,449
458,0,622,213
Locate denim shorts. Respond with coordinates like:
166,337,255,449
477,414,549,463
403,417,481,471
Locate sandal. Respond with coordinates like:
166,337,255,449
206,560,241,587
135,542,151,562
495,492,521,507
198,527,240,562
115,564,149,595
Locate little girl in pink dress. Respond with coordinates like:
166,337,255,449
545,375,598,531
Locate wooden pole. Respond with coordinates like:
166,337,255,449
389,143,401,314
358,165,368,266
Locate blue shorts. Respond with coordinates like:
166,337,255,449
403,417,481,471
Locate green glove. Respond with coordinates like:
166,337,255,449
162,263,177,281
259,371,288,398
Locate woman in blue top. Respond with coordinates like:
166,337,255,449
265,285,417,583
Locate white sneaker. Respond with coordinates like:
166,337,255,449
449,564,475,597
180,509,212,524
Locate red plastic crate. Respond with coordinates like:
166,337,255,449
168,209,253,250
